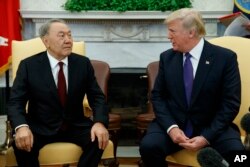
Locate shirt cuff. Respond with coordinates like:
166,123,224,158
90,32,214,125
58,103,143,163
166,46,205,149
15,124,29,132
167,124,179,134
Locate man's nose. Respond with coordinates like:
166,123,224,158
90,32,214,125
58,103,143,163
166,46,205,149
167,33,172,39
64,36,72,43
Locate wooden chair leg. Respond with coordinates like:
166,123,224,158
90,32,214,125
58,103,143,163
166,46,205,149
138,159,145,167
108,129,120,158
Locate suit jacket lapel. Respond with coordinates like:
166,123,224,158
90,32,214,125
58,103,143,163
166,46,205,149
67,54,79,103
191,41,214,106
38,52,60,104
172,52,187,108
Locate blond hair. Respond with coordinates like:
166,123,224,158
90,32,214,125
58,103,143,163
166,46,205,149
164,8,206,37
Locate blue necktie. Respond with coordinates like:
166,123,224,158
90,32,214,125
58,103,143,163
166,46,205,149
183,53,193,137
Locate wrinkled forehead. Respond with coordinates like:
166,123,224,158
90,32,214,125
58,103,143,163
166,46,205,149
48,22,71,34
167,19,186,31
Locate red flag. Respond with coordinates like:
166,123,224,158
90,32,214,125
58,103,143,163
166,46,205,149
0,0,21,75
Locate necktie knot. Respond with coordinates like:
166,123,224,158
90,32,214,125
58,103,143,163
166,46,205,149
58,62,64,69
185,52,192,60
183,53,193,104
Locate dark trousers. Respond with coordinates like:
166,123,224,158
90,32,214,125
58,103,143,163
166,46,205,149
139,121,245,167
12,126,103,167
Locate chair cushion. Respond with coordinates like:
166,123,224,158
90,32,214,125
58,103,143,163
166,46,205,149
166,149,200,167
6,143,82,166
5,141,114,166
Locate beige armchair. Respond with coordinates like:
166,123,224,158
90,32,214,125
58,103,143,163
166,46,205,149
165,36,250,167
5,37,118,167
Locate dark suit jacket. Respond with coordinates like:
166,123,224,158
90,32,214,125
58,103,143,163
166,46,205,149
8,52,109,136
151,40,241,142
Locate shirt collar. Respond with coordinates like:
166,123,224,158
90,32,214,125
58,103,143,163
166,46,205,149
188,38,204,61
47,51,68,69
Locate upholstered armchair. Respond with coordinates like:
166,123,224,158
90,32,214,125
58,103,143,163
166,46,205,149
4,37,118,167
135,61,157,140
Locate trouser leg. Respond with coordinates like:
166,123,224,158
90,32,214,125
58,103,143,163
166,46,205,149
12,133,51,167
212,138,245,166
12,143,40,167
61,126,104,167
139,122,181,167
77,140,104,167
211,127,245,167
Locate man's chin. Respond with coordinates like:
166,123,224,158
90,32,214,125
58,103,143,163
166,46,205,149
64,50,72,56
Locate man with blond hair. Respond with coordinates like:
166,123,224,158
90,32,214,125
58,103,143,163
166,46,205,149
139,8,244,167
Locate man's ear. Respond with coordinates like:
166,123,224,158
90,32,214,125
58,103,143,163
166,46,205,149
188,29,196,38
41,36,49,48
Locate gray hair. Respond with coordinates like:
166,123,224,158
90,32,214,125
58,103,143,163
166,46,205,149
39,19,67,38
164,8,206,38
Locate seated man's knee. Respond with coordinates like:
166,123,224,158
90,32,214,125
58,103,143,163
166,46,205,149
139,134,165,156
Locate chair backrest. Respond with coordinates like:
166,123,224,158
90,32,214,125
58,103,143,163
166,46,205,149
147,61,160,95
146,61,159,114
90,60,110,101
208,36,250,136
11,37,85,80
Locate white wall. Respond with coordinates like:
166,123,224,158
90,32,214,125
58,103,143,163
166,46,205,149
192,0,233,11
19,0,233,68
20,0,66,10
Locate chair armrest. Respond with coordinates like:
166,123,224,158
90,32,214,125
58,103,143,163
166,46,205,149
83,95,93,118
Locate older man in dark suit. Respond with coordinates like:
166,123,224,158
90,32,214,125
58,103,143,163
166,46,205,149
7,19,109,167
139,8,245,167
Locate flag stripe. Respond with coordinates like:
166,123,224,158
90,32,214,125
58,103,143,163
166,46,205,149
0,0,21,75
